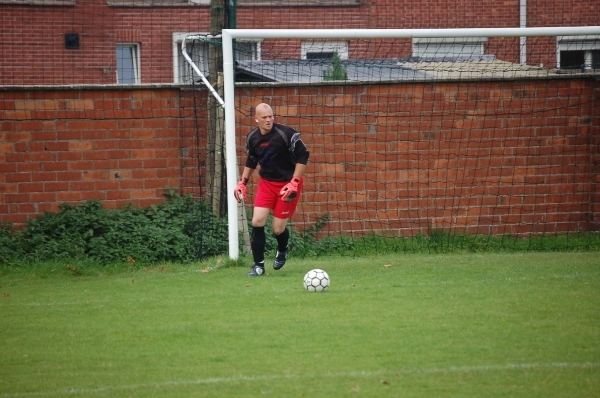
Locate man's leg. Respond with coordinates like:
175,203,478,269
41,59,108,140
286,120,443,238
248,207,270,277
271,179,302,270
272,217,290,270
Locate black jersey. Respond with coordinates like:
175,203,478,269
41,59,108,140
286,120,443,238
245,123,309,182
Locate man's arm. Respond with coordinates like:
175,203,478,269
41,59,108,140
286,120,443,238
292,163,306,180
241,166,255,182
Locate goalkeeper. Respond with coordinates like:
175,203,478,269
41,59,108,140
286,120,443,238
234,103,310,277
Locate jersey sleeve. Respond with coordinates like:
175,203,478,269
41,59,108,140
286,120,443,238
244,129,259,169
291,133,310,165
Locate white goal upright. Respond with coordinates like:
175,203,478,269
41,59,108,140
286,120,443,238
221,27,600,259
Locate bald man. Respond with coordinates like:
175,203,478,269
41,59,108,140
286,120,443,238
234,103,310,277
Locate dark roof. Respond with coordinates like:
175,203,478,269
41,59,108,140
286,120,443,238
235,59,431,83
234,55,567,83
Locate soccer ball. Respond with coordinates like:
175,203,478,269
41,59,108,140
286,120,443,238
303,269,330,292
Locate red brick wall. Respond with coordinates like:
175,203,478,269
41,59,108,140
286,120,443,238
0,87,201,224
236,78,599,237
527,0,600,27
1,78,598,237
241,0,597,29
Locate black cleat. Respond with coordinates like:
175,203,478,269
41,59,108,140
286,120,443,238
273,245,289,270
248,264,265,277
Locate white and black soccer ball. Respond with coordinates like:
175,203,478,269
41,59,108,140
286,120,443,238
303,269,330,292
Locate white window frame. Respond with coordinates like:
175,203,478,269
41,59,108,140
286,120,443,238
557,35,600,70
116,43,141,84
173,32,261,84
412,37,488,58
173,32,209,84
301,41,349,60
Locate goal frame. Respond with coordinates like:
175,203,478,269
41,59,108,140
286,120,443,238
222,26,600,259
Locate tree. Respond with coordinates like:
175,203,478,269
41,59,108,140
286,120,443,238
324,53,348,81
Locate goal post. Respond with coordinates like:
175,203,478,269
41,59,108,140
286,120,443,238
222,27,600,259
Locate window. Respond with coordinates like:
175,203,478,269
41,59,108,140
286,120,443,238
412,37,487,59
557,36,600,70
173,33,261,84
301,41,348,60
177,38,209,84
116,44,140,84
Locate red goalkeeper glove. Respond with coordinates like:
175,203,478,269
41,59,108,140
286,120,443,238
234,177,248,203
280,177,300,202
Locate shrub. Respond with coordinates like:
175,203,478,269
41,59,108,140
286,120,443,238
2,197,598,267
0,222,23,265
3,195,228,265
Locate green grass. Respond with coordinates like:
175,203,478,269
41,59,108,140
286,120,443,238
1,252,599,397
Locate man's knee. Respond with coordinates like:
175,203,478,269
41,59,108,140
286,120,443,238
252,218,266,228
252,207,270,227
272,219,289,235
273,226,285,235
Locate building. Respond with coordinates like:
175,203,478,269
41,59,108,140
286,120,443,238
1,0,598,86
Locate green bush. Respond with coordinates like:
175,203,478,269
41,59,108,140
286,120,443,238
2,195,228,265
324,53,348,81
0,222,23,264
2,198,598,267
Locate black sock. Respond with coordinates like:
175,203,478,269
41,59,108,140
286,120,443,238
275,228,290,253
251,226,266,265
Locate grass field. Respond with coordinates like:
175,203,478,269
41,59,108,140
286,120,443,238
1,252,599,397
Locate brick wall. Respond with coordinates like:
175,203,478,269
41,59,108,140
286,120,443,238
236,78,599,237
1,77,598,237
0,86,200,224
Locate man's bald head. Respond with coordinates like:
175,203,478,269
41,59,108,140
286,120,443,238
255,103,274,134
255,103,273,116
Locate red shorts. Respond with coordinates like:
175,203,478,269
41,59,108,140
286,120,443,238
254,178,303,219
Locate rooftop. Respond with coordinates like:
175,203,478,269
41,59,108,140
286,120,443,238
235,56,565,83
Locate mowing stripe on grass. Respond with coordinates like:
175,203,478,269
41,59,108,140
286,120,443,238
2,269,597,308
2,362,598,397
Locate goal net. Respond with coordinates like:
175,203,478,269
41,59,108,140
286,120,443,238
213,27,600,258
